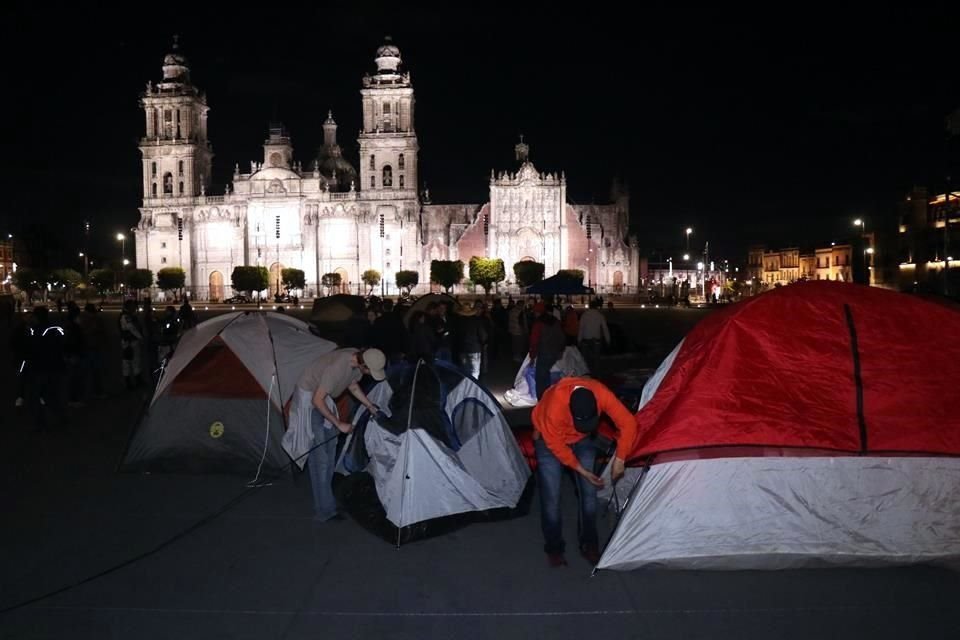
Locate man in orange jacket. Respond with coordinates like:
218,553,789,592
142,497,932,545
531,377,637,567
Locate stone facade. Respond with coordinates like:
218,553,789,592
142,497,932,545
134,39,636,299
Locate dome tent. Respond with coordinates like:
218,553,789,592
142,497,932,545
122,312,337,475
597,282,960,571
335,360,531,544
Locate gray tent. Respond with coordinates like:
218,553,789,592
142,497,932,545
336,360,530,538
122,312,336,475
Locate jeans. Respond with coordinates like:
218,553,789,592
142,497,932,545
307,407,340,521
535,353,560,400
579,339,603,375
534,436,598,555
460,352,482,379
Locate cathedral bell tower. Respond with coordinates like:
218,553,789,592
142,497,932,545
139,36,212,202
358,37,418,195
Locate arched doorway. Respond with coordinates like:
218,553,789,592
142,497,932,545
613,270,624,292
209,271,224,302
269,262,284,296
519,256,536,262
335,267,349,294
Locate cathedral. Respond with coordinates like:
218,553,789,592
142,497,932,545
134,38,637,300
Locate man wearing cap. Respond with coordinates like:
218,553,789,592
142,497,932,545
531,377,637,566
282,347,386,521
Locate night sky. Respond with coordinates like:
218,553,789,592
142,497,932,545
2,4,959,266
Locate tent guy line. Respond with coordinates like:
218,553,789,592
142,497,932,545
23,604,951,617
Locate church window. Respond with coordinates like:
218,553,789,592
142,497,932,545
164,110,173,139
399,175,404,188
398,154,404,170
161,242,167,249
383,103,391,115
163,172,173,194
151,162,157,177
152,183,157,197
178,161,184,176
370,155,375,170
371,175,376,189
179,181,184,194
382,165,393,187
161,257,167,264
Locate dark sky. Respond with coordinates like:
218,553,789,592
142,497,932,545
2,4,959,265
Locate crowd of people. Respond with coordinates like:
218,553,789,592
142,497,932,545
337,295,616,388
10,299,198,431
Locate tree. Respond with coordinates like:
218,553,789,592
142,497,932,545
231,266,269,297
156,267,186,298
513,261,545,287
430,260,464,293
281,268,306,293
89,269,114,301
321,272,342,295
361,269,381,295
49,268,82,295
557,269,585,282
395,270,419,295
469,257,505,294
125,269,154,299
13,268,44,298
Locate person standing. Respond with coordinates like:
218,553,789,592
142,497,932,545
532,377,636,567
508,300,528,363
578,299,610,374
119,300,143,390
454,302,487,379
78,303,107,400
282,347,386,522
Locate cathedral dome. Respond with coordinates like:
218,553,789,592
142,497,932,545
316,146,357,192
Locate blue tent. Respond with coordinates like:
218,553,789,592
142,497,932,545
524,274,593,296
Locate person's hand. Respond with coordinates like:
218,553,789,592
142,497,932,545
366,404,380,415
577,466,605,488
611,457,626,483
334,420,354,434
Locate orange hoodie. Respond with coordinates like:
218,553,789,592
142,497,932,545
531,377,637,469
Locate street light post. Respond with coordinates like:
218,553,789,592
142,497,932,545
853,219,869,285
686,227,693,253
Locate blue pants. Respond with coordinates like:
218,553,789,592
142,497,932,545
534,436,598,555
307,408,340,521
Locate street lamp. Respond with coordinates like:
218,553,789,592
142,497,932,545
686,227,693,253
853,218,870,284
117,232,126,265
683,253,690,261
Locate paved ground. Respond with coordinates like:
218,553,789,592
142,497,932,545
1,306,958,639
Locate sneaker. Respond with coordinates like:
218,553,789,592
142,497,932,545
579,544,601,566
547,553,568,568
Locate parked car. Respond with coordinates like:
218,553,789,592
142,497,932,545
224,294,250,304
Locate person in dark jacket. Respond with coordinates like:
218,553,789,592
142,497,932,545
27,306,66,431
535,311,566,400
372,299,408,363
409,310,438,364
454,303,487,379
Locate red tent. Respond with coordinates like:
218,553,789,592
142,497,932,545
598,282,960,571
630,281,960,459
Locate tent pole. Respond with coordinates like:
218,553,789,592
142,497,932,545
396,359,423,549
592,455,653,577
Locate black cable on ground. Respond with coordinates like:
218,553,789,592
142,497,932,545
0,431,341,616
